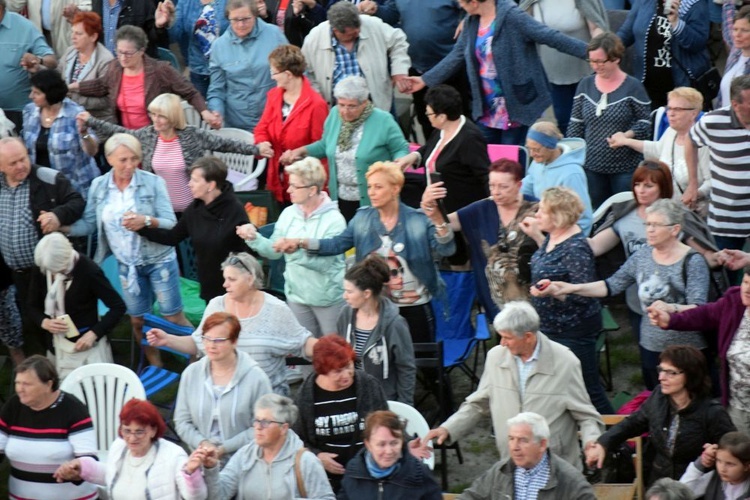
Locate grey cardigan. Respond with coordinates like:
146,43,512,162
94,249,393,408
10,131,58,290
85,117,260,172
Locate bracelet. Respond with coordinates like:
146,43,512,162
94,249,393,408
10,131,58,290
298,238,304,248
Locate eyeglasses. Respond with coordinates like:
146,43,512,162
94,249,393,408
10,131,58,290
288,184,313,190
587,58,613,65
665,107,697,112
645,222,676,229
526,146,545,154
116,49,143,58
121,428,148,438
253,418,284,429
656,366,684,377
201,335,230,345
229,16,254,24
228,255,252,274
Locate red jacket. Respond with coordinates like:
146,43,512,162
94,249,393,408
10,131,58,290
254,76,329,203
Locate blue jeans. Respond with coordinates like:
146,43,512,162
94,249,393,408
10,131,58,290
118,258,183,317
190,72,210,99
585,170,634,210
549,314,614,415
548,82,578,136
476,122,529,147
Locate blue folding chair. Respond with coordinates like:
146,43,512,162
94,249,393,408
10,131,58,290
258,223,286,299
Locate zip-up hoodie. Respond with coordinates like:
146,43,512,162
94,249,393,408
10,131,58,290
520,137,593,235
174,350,272,456
248,193,346,306
204,429,335,500
336,297,416,404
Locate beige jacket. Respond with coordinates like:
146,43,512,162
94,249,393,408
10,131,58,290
8,0,92,56
442,331,604,470
301,14,410,112
58,43,115,123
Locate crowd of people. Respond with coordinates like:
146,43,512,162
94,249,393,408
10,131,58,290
3,0,750,498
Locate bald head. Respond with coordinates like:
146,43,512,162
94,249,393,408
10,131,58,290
0,138,31,187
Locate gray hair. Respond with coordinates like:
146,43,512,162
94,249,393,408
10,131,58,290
507,412,550,443
645,478,695,500
104,133,142,160
493,301,539,338
115,25,149,52
284,157,327,192
645,198,684,227
731,75,750,103
333,76,369,103
328,1,360,32
254,393,298,425
530,120,563,140
34,233,74,273
221,252,265,289
225,0,259,18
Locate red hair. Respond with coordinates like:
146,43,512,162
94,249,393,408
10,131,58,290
202,312,241,342
489,159,524,182
631,160,674,201
313,335,356,375
119,399,166,441
72,11,103,42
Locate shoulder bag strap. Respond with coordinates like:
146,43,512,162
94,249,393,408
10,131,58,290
295,447,308,498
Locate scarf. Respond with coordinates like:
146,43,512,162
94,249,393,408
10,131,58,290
364,450,400,479
642,0,674,108
44,251,79,318
337,102,373,151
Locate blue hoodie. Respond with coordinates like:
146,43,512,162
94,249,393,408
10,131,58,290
521,137,593,235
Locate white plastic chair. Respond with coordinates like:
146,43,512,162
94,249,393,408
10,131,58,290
209,127,267,191
181,100,211,131
60,363,146,463
388,400,435,470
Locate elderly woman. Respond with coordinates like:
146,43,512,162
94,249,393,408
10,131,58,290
28,233,125,378
522,121,593,235
0,355,97,499
608,87,711,218
535,198,711,390
71,25,211,129
422,159,539,320
523,187,611,414
54,398,208,499
568,32,652,209
649,257,750,433
287,162,455,344
337,256,415,404
174,312,272,462
281,76,409,221
338,410,442,500
585,346,735,487
293,335,388,491
78,92,271,214
616,0,710,108
253,44,329,203
148,252,316,395
22,69,99,197
67,133,192,367
206,0,288,131
237,157,346,337
141,157,251,302
59,11,115,123
199,394,334,499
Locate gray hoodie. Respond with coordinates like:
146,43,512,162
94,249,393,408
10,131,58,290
337,297,416,404
204,429,335,500
174,350,272,455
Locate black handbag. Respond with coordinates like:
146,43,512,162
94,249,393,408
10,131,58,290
692,67,721,107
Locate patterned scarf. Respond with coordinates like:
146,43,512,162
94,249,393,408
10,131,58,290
337,102,373,151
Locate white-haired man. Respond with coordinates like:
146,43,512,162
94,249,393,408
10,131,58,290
424,300,603,469
458,412,595,499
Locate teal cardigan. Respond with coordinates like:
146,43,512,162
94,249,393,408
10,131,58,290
306,106,409,205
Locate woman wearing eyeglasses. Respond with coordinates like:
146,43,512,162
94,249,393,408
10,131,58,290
174,311,272,464
584,346,735,487
533,198,711,391
199,393,335,499
54,398,209,500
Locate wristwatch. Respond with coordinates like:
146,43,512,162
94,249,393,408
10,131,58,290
144,215,152,228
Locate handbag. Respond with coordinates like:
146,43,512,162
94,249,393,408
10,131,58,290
692,67,721,107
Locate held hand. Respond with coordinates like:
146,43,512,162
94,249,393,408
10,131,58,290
20,53,41,72
701,443,718,468
716,249,750,270
272,238,302,254
256,141,274,158
585,443,606,469
394,153,418,172
74,331,97,352
62,4,79,22
529,280,567,298
201,110,222,129
121,211,148,231
186,447,206,474
37,210,61,234
423,427,449,446
236,223,258,241
408,437,433,459
681,183,698,209
256,0,268,17
357,0,378,15
154,1,174,28
53,459,82,482
420,182,447,221
391,74,412,93
42,318,69,335
646,303,672,329
317,452,345,475
146,328,169,347
606,131,629,149
402,76,425,95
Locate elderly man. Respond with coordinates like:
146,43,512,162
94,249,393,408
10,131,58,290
0,138,84,348
302,1,410,113
458,412,595,499
0,0,56,131
424,300,603,469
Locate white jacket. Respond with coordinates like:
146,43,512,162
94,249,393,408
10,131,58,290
79,438,207,500
302,14,410,112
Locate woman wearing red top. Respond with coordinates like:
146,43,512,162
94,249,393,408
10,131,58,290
254,45,329,203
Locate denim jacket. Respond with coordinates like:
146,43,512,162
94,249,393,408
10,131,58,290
308,203,455,298
69,169,176,265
